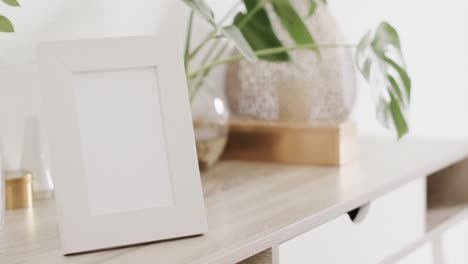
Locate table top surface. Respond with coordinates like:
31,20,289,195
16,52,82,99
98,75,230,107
2,137,468,264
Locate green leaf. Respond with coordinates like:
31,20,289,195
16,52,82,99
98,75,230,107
222,25,258,62
307,0,317,17
387,74,404,103
384,56,411,100
356,22,411,139
2,0,20,7
234,0,290,61
306,0,327,17
271,0,316,47
356,31,372,78
389,94,409,139
0,15,14,32
183,0,215,25
372,22,401,54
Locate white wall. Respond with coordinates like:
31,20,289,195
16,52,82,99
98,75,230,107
329,0,468,139
0,0,187,169
0,0,466,170
194,0,468,138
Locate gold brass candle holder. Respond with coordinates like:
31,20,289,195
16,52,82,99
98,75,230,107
5,171,33,210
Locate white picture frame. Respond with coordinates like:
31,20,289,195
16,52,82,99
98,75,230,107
37,36,207,255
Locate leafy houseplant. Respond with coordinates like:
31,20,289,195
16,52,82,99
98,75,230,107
183,0,411,139
0,0,19,32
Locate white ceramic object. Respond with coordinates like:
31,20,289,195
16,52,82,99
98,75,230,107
226,1,357,124
38,36,207,254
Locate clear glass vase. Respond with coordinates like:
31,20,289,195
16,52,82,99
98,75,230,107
190,78,230,171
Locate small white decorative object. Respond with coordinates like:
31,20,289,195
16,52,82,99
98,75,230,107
38,36,207,255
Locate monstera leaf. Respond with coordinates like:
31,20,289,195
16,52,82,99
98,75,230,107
0,15,14,32
356,22,411,139
234,0,290,61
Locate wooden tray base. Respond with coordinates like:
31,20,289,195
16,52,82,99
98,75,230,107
221,119,358,166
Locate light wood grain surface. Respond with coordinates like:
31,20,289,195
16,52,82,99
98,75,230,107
1,137,467,264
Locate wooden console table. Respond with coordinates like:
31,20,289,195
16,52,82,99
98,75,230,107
2,137,468,263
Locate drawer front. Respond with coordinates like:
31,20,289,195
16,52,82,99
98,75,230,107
279,178,426,264
394,243,433,264
393,218,468,264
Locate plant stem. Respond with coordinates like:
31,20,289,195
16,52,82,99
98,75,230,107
190,41,230,102
188,1,244,61
188,43,357,79
238,0,268,29
184,11,195,71
189,31,217,61
188,38,222,95
201,39,222,65
188,0,266,62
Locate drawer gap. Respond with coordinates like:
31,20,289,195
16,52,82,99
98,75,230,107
427,158,468,231
347,203,370,223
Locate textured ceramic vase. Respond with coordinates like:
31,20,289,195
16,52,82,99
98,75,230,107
226,1,357,124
